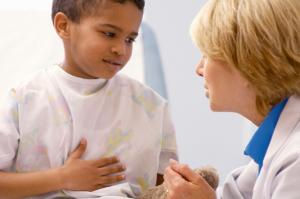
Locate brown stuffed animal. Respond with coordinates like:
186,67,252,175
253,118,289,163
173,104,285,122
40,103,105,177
137,166,219,199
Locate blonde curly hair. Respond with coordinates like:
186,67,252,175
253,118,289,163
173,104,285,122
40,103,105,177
190,0,300,115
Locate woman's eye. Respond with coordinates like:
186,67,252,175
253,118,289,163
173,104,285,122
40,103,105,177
125,37,136,44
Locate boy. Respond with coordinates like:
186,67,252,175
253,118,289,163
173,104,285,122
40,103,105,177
0,0,178,198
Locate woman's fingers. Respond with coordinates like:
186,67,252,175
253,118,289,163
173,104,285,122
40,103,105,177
165,161,216,199
164,166,189,199
164,166,187,189
170,160,206,186
164,166,216,199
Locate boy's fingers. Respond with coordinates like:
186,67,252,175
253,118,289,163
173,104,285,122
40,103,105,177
69,138,87,159
93,156,120,167
97,174,126,185
98,163,126,176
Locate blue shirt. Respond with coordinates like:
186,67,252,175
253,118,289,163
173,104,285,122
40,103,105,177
244,98,288,172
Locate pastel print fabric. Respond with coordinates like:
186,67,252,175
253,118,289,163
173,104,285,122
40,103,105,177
0,65,178,198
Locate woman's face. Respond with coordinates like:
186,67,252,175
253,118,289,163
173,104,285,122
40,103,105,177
196,55,256,114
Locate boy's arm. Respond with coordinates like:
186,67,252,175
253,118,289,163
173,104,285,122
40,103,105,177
0,168,63,199
156,174,164,185
157,103,178,185
0,89,65,198
0,140,125,199
0,90,126,198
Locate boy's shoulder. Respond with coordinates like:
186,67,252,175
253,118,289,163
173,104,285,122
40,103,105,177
113,73,167,103
12,68,49,94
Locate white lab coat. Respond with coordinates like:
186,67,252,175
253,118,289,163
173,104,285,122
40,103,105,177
219,95,300,199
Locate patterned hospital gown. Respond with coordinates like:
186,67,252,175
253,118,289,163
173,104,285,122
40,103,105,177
0,65,178,198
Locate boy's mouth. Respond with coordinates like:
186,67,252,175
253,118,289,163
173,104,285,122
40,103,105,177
103,59,123,72
103,59,123,66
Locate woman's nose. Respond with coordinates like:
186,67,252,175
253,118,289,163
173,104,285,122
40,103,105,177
196,62,204,77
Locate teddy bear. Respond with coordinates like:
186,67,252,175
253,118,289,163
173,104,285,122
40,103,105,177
137,166,219,199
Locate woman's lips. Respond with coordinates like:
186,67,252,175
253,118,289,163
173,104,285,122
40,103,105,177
204,85,209,97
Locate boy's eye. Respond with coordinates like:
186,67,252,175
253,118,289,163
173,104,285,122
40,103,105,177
125,37,136,44
102,32,115,37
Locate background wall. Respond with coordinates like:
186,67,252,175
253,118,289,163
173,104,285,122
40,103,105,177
0,0,255,183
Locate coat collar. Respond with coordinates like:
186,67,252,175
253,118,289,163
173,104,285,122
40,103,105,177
244,98,288,171
264,95,300,163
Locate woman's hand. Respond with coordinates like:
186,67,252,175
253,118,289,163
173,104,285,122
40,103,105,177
59,139,126,191
164,159,216,199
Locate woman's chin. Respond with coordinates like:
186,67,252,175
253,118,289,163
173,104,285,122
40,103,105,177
209,102,222,112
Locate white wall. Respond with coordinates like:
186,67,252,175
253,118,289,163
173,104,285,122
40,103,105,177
0,0,254,183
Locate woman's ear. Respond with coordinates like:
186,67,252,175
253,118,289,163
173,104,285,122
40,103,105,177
53,12,71,39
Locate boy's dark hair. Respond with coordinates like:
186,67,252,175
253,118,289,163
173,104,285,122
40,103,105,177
52,0,144,23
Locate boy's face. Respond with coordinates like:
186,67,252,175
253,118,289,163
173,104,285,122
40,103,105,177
62,1,143,79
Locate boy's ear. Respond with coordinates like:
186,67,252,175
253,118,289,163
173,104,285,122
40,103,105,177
53,12,71,39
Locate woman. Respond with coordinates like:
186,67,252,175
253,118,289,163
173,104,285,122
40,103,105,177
164,0,300,198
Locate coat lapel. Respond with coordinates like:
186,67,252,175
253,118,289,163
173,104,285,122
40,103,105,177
264,95,300,163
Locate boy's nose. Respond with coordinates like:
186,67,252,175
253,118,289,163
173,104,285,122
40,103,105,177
111,43,126,56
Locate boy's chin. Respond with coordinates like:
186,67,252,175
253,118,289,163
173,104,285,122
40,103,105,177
97,72,119,80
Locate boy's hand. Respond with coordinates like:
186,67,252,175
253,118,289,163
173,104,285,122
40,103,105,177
60,139,126,191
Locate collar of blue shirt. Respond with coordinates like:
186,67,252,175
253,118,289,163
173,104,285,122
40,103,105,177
244,98,288,172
